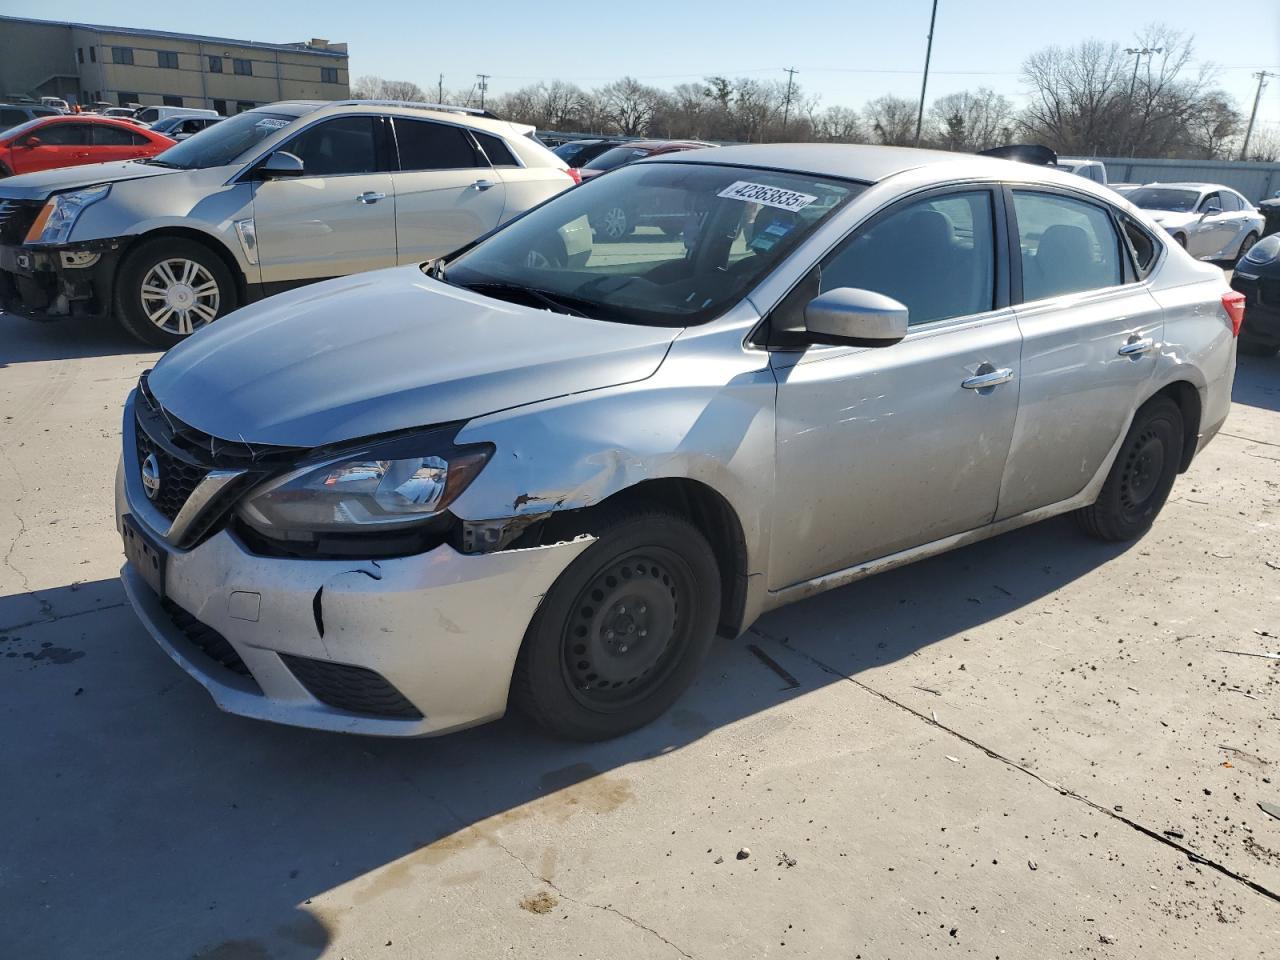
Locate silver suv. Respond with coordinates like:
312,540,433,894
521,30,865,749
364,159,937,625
0,100,575,345
115,144,1239,740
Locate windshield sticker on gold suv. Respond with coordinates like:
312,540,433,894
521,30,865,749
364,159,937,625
717,181,819,212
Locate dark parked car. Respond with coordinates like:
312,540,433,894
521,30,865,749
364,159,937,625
552,138,626,168
580,139,717,240
1259,196,1280,239
1231,233,1280,357
0,103,60,134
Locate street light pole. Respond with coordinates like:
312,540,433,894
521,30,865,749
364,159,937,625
913,0,939,147
1240,71,1275,161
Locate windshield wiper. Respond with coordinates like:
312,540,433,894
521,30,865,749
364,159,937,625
139,158,183,168
461,281,592,318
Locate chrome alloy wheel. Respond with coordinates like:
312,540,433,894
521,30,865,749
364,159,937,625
139,258,221,336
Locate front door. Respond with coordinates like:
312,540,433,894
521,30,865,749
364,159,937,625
16,121,94,174
996,189,1161,519
252,115,397,284
769,187,1021,589
388,117,507,263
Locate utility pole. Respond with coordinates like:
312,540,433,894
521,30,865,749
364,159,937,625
438,74,444,104
781,67,798,137
913,0,939,147
476,73,490,111
1124,47,1162,157
1240,71,1275,161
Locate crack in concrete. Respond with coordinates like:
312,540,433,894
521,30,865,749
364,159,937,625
751,626,1280,907
1220,431,1280,449
0,601,129,635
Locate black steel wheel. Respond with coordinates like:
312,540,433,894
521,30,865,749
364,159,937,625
1074,395,1183,542
512,505,720,740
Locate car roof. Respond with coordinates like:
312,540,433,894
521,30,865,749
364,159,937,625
1141,182,1231,193
254,100,535,138
642,142,1065,185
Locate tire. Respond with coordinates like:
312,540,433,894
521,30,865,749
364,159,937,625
1173,233,1188,249
511,505,721,741
114,237,239,348
1234,231,1259,264
590,204,631,242
1074,395,1184,542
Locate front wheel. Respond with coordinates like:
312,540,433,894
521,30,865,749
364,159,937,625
1074,396,1184,542
114,237,239,347
512,506,721,740
590,204,632,242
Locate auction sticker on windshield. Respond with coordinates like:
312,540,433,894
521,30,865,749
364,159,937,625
718,181,818,212
255,118,289,129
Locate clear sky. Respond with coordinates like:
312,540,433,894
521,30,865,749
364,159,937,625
8,0,1279,132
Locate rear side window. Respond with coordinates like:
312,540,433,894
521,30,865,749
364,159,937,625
93,125,147,146
285,116,380,176
35,123,94,146
820,190,997,326
393,119,483,171
1012,191,1122,301
472,130,518,167
1119,215,1159,278
1219,192,1243,212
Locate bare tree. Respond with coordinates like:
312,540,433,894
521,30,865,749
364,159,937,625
596,77,663,136
814,105,864,143
927,88,1015,151
351,75,427,102
1183,91,1241,159
864,95,918,146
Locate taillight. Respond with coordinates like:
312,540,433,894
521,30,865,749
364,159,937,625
1221,290,1246,337
563,168,581,185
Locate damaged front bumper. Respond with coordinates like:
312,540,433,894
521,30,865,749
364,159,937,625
0,237,124,321
115,462,592,736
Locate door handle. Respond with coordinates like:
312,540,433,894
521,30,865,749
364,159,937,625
472,179,496,191
961,367,1015,390
1118,337,1154,358
356,191,386,204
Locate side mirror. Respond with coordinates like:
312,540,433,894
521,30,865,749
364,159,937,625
804,287,909,347
21,136,40,148
257,151,304,179
1202,204,1222,217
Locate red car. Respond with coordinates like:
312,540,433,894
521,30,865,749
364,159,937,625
0,115,175,177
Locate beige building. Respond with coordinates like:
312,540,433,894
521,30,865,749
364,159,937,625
0,15,348,114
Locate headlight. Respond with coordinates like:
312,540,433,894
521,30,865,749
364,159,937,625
1244,234,1280,265
237,431,493,537
25,184,111,245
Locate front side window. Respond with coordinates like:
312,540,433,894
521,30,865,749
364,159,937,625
112,47,133,65
34,123,94,146
284,116,380,176
1013,191,1122,301
1199,191,1222,213
443,162,861,326
821,190,996,326
135,108,160,124
393,118,482,171
148,110,293,169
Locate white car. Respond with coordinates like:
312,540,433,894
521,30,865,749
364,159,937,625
1056,158,1107,185
1127,183,1264,262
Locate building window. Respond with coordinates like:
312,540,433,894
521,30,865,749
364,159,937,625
212,99,227,115
158,51,179,69
117,92,139,106
77,48,84,64
321,66,338,84
208,56,223,73
233,59,252,76
112,47,134,65
235,100,255,113
90,47,96,63
163,95,183,107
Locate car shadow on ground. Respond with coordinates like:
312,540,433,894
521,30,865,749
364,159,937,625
0,514,1133,958
0,311,155,367
1232,353,1280,412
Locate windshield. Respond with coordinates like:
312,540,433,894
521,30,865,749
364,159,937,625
149,111,293,169
553,142,589,161
583,145,654,172
442,162,862,326
1128,188,1200,213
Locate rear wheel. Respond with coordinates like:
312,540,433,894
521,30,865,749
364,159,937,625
591,204,632,242
1074,396,1184,542
114,237,238,348
512,505,720,740
1235,231,1259,264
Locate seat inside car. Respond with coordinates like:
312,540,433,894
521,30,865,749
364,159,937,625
1030,223,1094,300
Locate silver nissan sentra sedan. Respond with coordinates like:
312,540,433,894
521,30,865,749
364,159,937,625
115,144,1240,740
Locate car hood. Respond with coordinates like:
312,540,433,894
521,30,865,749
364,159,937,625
0,160,179,200
147,267,681,448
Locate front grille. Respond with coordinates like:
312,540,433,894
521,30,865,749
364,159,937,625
134,420,208,522
160,597,258,686
0,199,43,246
280,655,423,719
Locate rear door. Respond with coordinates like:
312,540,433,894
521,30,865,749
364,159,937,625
388,117,506,263
996,188,1162,520
90,123,150,162
769,185,1021,588
252,114,397,284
